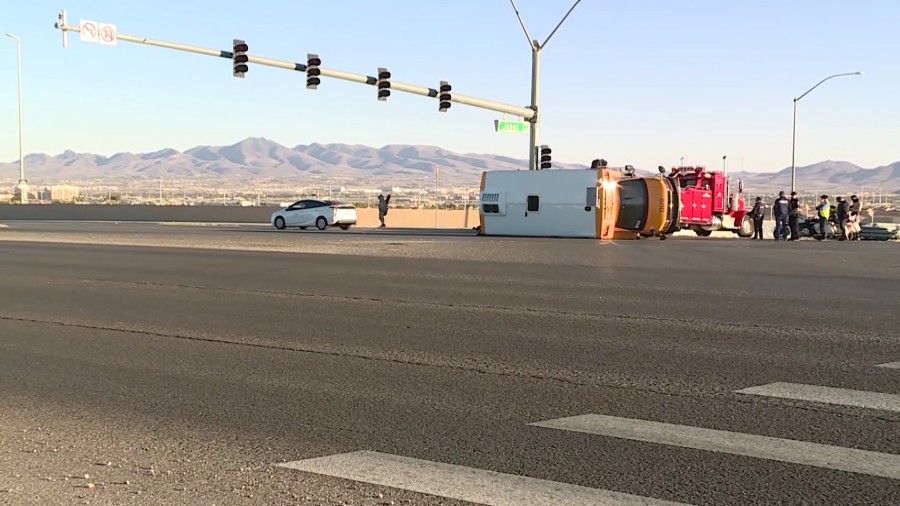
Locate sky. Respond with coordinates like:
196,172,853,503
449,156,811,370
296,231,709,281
1,0,897,173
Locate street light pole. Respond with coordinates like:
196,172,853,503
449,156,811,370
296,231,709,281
508,0,582,170
6,33,27,203
790,71,863,193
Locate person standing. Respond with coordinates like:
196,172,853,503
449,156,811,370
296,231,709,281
836,196,850,241
849,195,862,240
816,195,831,240
773,191,790,241
751,197,765,240
788,191,801,241
377,193,392,228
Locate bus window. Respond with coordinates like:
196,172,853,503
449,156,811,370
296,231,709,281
615,179,649,230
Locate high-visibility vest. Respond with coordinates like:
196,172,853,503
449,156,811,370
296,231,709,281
819,203,830,219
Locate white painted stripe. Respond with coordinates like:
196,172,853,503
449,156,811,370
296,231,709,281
877,361,900,369
735,382,900,413
277,450,694,506
529,414,900,480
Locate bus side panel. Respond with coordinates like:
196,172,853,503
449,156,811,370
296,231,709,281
482,170,596,238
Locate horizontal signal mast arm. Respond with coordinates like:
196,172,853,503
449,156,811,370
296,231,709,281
54,23,536,120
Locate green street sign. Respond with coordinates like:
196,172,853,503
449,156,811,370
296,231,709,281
494,119,529,134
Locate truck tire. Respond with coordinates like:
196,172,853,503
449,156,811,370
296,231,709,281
737,215,753,238
694,228,712,237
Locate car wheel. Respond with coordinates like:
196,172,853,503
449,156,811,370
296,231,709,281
316,216,328,230
339,224,351,230
299,227,307,230
274,217,286,230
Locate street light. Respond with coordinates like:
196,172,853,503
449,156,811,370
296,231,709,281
508,0,583,170
790,71,863,193
5,33,27,204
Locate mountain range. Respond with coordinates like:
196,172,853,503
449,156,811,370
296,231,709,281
1,137,898,193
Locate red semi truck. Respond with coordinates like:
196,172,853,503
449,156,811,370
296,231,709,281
666,159,754,238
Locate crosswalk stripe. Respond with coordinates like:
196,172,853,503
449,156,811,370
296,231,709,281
277,450,695,506
877,361,900,369
529,414,900,480
735,382,900,412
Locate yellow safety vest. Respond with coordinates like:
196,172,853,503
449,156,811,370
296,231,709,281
819,203,830,219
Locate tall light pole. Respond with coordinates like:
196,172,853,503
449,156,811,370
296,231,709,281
508,0,583,170
5,33,27,204
790,71,863,193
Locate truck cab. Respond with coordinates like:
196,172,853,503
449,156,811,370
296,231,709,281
667,166,751,237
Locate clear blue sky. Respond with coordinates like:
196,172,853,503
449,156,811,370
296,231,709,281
2,0,897,172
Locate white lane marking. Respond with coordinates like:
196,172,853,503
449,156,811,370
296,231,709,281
735,382,900,413
529,414,900,480
877,361,900,369
277,450,694,506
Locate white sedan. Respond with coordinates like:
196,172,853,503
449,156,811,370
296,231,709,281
271,199,358,231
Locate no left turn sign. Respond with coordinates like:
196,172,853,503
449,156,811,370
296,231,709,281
79,20,98,43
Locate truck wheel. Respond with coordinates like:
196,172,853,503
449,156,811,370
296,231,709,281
694,228,712,237
737,215,753,238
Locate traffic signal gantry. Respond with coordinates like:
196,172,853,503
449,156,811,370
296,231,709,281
52,11,539,152
53,7,583,170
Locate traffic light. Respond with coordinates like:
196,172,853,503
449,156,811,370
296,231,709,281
538,145,552,169
438,81,451,112
376,67,391,101
232,39,249,78
306,53,321,89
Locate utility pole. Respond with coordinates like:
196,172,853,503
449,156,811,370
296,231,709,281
508,0,583,170
6,33,27,203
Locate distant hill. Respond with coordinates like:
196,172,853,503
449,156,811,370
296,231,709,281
1,137,897,192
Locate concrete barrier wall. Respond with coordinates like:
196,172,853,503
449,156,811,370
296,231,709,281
0,204,479,229
1,205,896,239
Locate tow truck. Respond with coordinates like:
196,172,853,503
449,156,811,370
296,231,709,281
666,157,753,238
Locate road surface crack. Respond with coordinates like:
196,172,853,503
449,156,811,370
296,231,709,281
2,315,898,425
3,272,891,340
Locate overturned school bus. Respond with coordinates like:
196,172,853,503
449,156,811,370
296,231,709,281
476,160,679,240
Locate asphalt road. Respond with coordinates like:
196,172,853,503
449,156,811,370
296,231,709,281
1,222,899,506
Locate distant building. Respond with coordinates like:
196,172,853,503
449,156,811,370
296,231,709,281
41,185,80,202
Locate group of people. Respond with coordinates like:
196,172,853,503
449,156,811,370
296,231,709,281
749,192,862,241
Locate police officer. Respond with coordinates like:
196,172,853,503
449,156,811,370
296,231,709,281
751,197,765,240
816,195,831,240
773,191,790,241
836,196,850,241
788,191,801,241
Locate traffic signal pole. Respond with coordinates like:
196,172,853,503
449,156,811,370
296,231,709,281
508,0,582,170
529,43,541,172
53,15,534,121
